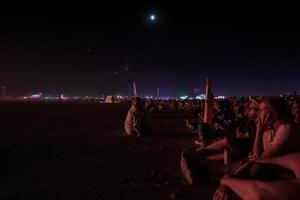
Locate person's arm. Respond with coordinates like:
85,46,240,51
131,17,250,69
252,126,264,159
205,138,228,151
206,153,224,161
260,144,281,158
261,124,291,158
247,122,291,177
249,123,290,177
220,176,261,200
213,155,300,200
256,153,300,179
133,111,142,137
221,176,300,200
251,114,270,160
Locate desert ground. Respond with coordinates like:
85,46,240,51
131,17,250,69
0,101,219,200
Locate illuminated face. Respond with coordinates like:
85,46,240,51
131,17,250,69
248,105,258,119
259,102,271,115
258,102,277,122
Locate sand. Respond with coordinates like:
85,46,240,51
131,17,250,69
0,101,218,200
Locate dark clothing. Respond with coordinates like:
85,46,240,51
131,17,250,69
197,122,223,146
236,138,254,157
236,118,256,156
244,119,256,138
181,149,226,184
277,124,300,156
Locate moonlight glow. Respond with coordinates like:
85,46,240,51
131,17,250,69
149,14,156,21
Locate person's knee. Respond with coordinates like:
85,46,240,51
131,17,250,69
181,149,193,160
251,192,264,200
224,135,238,150
223,137,229,145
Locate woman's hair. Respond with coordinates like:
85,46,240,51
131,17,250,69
132,97,143,107
260,97,292,123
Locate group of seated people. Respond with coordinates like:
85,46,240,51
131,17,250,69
144,99,204,112
124,96,300,199
183,97,300,199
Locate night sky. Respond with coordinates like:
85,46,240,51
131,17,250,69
1,3,300,97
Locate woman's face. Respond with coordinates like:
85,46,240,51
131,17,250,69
258,102,277,122
248,105,258,119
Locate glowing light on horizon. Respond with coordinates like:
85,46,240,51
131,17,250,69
196,94,205,100
179,95,188,100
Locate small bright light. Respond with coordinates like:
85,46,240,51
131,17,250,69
179,95,188,100
216,96,226,100
150,14,156,21
196,94,206,100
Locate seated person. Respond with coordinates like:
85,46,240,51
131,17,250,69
213,97,300,199
204,100,258,161
250,97,292,160
194,104,236,147
124,97,149,137
180,109,238,185
185,108,203,131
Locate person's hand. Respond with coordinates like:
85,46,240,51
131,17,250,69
256,113,270,133
220,175,231,185
213,185,229,200
248,152,258,161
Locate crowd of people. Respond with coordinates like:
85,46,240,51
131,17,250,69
124,95,300,199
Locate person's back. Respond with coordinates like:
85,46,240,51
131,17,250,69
124,105,141,135
275,123,300,156
124,97,143,137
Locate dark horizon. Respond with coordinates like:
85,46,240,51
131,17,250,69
1,3,300,97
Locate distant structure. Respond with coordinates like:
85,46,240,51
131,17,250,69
157,88,160,99
105,95,114,103
194,88,200,98
119,48,138,97
133,81,138,97
204,79,213,126
30,93,42,99
60,94,68,100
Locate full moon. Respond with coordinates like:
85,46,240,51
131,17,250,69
149,14,156,21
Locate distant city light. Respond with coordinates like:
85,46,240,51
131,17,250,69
196,94,206,100
30,93,42,99
60,94,68,100
179,95,188,100
161,96,170,100
215,96,226,99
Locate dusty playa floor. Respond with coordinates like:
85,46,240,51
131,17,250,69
0,101,219,200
